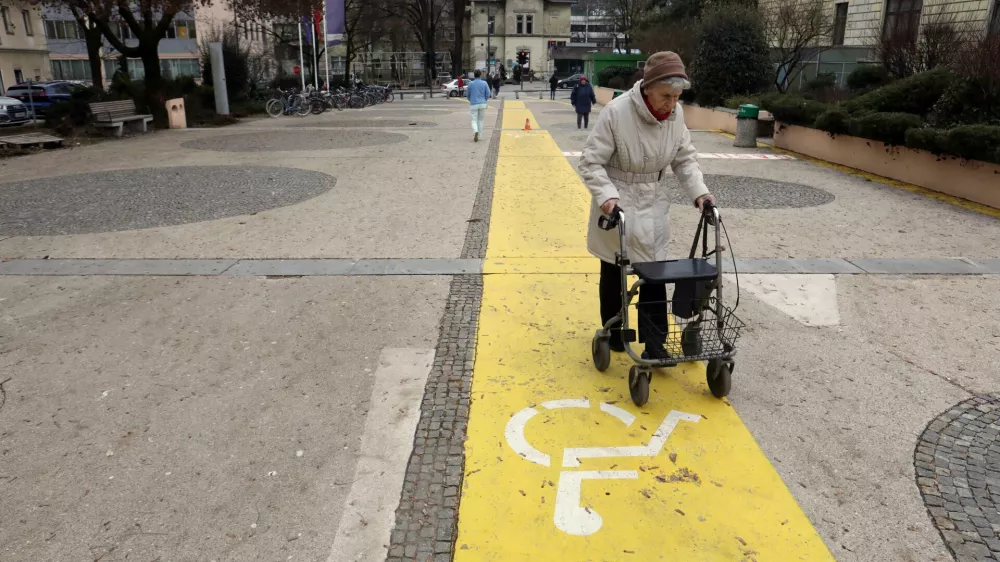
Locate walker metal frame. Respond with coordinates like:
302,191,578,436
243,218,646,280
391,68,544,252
591,202,744,406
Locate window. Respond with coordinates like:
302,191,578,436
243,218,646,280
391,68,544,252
526,15,533,34
2,7,13,34
175,19,192,39
487,15,494,34
22,10,32,36
118,21,133,40
516,14,523,34
51,59,93,81
882,0,922,44
833,3,848,45
45,20,81,40
991,0,1000,36
14,68,24,83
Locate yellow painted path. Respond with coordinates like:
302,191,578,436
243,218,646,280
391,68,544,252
454,101,835,561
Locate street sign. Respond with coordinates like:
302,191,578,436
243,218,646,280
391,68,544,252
293,65,301,75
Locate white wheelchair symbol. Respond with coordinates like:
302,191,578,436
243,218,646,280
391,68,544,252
505,398,700,536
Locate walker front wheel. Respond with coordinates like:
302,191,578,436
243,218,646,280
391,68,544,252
592,331,611,372
628,366,650,406
706,359,732,398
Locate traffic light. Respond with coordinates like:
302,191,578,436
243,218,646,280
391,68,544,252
518,51,527,65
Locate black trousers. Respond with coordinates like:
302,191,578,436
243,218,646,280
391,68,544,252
550,88,556,100
577,112,590,129
599,260,668,352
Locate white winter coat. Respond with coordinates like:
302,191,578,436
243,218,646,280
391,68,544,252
579,80,709,264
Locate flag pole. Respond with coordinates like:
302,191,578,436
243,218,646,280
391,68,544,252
312,13,319,89
322,0,330,90
298,20,306,90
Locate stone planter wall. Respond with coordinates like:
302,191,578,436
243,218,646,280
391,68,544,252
773,123,1000,209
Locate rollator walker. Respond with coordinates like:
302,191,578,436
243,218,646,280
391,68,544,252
591,202,745,407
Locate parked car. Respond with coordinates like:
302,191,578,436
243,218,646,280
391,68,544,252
4,81,83,117
0,96,30,126
556,74,586,89
442,79,467,97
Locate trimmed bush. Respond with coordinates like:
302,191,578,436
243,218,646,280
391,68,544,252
805,72,836,91
931,76,1000,127
607,76,626,89
842,67,952,117
846,65,891,92
847,112,924,145
690,4,770,107
724,95,760,110
598,66,638,88
759,94,827,127
813,108,851,135
941,125,1000,163
905,127,948,154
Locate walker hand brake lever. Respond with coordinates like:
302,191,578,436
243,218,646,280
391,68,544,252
598,206,624,231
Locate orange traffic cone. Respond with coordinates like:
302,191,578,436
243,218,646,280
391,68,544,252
524,118,531,131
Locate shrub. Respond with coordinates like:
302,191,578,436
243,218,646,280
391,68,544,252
805,72,836,91
846,65,891,92
813,108,851,135
607,76,626,90
690,4,771,107
931,76,1000,127
842,67,952,117
724,95,760,110
847,112,924,145
905,127,948,154
759,94,827,127
598,66,637,88
940,125,1000,163
201,26,250,100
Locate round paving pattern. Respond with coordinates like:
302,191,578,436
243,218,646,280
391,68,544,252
0,166,336,236
667,174,834,209
284,119,436,128
181,130,407,152
915,394,1000,562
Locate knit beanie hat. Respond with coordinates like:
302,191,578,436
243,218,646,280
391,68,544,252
643,51,688,84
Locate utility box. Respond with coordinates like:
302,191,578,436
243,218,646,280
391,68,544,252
166,98,187,129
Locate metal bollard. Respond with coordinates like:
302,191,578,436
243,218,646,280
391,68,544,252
515,91,520,100
734,104,759,148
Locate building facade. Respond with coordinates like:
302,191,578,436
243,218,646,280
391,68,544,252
467,0,573,78
0,0,50,91
762,0,1000,89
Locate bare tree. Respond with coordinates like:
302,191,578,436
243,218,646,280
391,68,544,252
762,0,834,92
383,0,448,85
868,8,974,78
595,0,649,53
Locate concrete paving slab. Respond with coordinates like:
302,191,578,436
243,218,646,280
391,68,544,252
0,275,449,562
223,259,358,276
0,258,237,275
347,258,481,275
979,259,1000,273
728,257,864,274
850,258,988,274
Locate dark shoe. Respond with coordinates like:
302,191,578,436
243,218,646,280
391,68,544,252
610,337,625,353
642,345,671,361
474,132,479,142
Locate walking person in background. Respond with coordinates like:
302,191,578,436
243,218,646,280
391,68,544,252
457,75,465,97
549,73,559,100
467,69,492,142
571,75,597,129
493,74,501,99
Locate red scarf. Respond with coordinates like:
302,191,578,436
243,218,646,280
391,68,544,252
643,95,672,121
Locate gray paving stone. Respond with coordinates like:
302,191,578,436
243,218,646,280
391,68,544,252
223,259,357,276
851,258,988,274
0,259,237,276
725,258,863,274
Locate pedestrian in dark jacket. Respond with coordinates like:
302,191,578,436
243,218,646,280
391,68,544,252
492,75,501,99
549,74,559,100
570,76,597,129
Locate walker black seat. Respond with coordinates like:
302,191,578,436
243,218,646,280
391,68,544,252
632,259,718,284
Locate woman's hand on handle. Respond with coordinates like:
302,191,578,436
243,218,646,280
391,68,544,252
695,193,716,211
601,198,620,216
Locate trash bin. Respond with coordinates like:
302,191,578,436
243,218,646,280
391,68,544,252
166,98,187,129
734,103,758,148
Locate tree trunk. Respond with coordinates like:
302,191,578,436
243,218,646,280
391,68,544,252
139,42,165,122
85,27,104,91
451,0,464,77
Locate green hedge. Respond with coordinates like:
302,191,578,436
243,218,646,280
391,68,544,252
813,108,851,135
904,125,1000,164
847,112,924,146
846,65,891,92
759,94,826,127
689,3,771,107
598,66,639,88
842,67,952,117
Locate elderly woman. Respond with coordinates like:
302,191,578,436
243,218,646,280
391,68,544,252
578,51,716,359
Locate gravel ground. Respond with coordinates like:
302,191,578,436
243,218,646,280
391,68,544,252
0,166,336,236
282,119,437,128
667,174,836,209
181,130,408,152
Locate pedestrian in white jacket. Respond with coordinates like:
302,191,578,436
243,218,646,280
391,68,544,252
577,51,716,358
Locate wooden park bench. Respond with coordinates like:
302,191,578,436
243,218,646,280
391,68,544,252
88,99,154,138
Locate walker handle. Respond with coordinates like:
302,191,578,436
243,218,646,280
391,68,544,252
598,206,624,230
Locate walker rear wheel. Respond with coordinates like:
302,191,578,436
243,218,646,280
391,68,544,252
628,366,650,406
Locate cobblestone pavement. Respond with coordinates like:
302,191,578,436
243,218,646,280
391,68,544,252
180,129,409,151
665,174,836,209
384,106,502,562
916,394,1000,561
